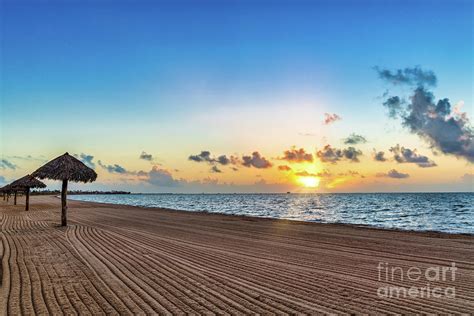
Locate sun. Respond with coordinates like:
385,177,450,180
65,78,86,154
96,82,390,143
298,176,320,188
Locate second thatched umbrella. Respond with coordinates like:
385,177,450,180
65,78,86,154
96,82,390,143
1,184,13,202
10,175,46,211
0,185,10,201
32,152,97,226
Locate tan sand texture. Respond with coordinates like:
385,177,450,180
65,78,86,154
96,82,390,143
1,195,473,314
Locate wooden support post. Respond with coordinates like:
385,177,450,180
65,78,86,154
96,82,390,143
25,188,30,211
61,179,68,226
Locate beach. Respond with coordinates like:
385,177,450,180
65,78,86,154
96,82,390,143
1,196,473,314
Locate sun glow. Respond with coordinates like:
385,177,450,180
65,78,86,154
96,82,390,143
298,176,320,188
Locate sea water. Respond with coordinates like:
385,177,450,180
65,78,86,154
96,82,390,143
68,192,474,234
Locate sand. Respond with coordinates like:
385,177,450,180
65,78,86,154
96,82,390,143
1,195,473,314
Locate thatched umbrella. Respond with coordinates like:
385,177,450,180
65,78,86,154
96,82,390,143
32,152,97,226
10,175,46,211
1,184,12,202
0,185,9,201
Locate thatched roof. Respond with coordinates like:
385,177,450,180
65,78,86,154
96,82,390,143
10,175,46,190
0,184,13,193
32,152,97,183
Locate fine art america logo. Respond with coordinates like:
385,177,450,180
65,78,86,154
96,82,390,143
377,262,457,299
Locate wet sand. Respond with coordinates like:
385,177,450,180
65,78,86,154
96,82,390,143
1,195,473,314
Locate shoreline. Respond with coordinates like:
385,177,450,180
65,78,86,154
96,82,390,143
67,195,474,237
2,195,474,313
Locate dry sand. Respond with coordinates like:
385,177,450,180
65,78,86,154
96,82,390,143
1,195,473,314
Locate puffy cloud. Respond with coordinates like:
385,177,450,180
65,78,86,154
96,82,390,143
0,159,16,170
375,66,437,87
389,145,437,168
377,169,410,179
383,96,404,119
217,155,236,165
342,147,362,162
188,151,238,167
139,151,153,161
278,165,292,171
147,167,181,187
98,160,128,174
74,153,95,169
378,68,474,163
317,145,362,163
279,147,314,163
323,113,342,125
210,166,222,173
373,150,387,162
189,150,271,170
316,145,342,163
343,133,367,145
189,151,213,163
242,152,272,169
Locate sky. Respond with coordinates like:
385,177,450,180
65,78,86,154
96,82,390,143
1,0,473,193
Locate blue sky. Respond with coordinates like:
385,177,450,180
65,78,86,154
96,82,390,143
1,0,473,192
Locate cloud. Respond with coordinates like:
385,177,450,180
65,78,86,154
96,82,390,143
0,159,17,170
378,68,474,163
342,147,362,162
73,153,95,169
343,133,367,145
278,165,292,171
0,176,6,184
188,151,238,167
377,169,410,179
7,155,47,162
338,170,365,178
279,147,314,163
242,152,272,169
373,150,387,162
295,170,332,177
323,113,342,125
383,96,404,119
189,150,272,170
389,145,437,168
294,171,317,177
210,166,222,173
317,145,362,163
317,145,342,163
98,160,128,174
217,155,235,165
316,169,333,178
140,169,293,193
375,66,437,87
147,166,181,187
139,151,153,161
189,151,213,163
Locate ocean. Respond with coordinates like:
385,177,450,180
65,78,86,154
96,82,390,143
68,192,474,234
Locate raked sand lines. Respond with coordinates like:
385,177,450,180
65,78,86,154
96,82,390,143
1,195,474,314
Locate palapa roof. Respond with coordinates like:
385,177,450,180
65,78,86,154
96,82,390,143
10,175,46,190
32,152,97,183
0,184,13,193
